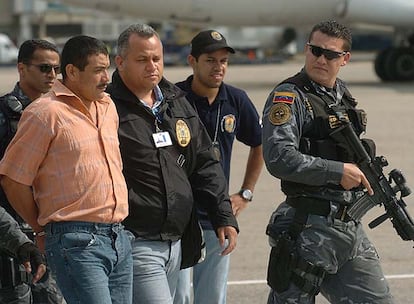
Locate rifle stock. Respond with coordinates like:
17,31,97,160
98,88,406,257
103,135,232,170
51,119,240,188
330,122,414,241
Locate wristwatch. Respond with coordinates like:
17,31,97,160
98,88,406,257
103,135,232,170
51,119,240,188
238,189,253,202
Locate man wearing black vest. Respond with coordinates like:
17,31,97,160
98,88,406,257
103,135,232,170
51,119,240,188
262,20,394,303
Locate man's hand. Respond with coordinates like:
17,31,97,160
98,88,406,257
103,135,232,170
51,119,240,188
217,226,238,256
341,163,374,195
230,193,249,217
16,242,47,283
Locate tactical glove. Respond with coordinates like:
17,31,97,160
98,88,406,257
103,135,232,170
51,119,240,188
16,242,46,274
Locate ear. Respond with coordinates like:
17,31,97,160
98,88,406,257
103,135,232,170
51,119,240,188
65,64,78,81
17,62,25,76
341,52,351,66
187,54,196,67
115,55,124,70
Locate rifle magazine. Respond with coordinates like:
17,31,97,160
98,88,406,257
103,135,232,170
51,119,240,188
347,193,377,222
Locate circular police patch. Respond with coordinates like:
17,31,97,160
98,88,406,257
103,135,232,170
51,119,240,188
211,31,223,41
268,103,291,125
176,119,191,147
221,114,236,133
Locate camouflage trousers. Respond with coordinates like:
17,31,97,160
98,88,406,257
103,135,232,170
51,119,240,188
267,202,394,304
0,268,66,304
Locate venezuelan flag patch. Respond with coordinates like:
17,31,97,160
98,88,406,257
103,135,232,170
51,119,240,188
273,91,296,104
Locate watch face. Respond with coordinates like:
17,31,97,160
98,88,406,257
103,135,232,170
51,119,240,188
241,189,253,201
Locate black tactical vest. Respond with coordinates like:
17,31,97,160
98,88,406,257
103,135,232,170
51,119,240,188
0,94,24,220
280,72,368,194
0,94,22,156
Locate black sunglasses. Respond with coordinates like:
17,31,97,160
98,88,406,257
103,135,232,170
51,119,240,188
27,63,61,74
307,43,347,60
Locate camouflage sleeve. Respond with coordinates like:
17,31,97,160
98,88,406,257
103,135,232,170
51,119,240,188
0,206,31,256
262,83,343,186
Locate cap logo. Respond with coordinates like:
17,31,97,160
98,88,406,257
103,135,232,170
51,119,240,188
211,31,223,41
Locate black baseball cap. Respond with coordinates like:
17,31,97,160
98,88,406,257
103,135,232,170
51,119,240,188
190,30,235,57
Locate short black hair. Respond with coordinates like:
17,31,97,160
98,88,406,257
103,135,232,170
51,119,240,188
308,20,352,51
61,35,109,79
18,39,59,64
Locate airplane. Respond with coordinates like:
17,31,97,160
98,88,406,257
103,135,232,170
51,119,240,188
55,0,414,81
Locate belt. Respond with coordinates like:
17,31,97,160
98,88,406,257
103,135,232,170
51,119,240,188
286,196,353,222
45,221,124,235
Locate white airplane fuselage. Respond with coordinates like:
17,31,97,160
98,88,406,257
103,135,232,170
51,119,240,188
61,0,414,28
59,0,414,81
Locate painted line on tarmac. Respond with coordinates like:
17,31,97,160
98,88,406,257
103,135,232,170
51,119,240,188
385,274,414,280
228,274,414,286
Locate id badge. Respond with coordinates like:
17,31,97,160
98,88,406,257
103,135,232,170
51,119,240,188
152,131,173,148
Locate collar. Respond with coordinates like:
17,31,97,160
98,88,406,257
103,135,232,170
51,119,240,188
183,75,228,105
138,84,164,116
300,69,345,104
153,85,164,103
110,69,183,106
52,80,111,104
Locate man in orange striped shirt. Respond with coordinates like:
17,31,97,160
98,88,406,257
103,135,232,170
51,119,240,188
0,35,133,304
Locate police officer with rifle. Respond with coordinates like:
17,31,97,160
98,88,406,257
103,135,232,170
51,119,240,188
262,20,396,303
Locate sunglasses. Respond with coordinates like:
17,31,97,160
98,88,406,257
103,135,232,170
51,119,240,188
307,43,347,60
28,63,61,74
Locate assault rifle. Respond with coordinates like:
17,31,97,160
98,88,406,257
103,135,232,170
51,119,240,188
330,118,414,241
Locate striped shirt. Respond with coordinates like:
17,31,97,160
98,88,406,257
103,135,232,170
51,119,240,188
0,80,128,226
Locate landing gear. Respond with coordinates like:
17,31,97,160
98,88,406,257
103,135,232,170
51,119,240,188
374,47,414,81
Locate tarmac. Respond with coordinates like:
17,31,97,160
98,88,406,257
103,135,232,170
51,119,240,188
1,54,413,303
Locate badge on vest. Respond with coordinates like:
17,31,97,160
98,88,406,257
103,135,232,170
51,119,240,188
176,119,191,147
268,103,291,125
328,113,349,129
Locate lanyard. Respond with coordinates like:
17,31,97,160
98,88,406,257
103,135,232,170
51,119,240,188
212,102,222,145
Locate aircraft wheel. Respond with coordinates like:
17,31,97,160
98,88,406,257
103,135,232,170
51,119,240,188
374,48,393,81
386,47,414,81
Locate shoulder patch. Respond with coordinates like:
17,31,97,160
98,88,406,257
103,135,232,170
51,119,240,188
268,103,291,125
273,91,296,104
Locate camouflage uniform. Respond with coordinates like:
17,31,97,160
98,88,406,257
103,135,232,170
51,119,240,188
262,71,393,304
0,206,33,304
0,83,65,304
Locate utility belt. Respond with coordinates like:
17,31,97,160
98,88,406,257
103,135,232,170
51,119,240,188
286,196,354,222
285,188,367,223
266,188,367,295
0,251,32,289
